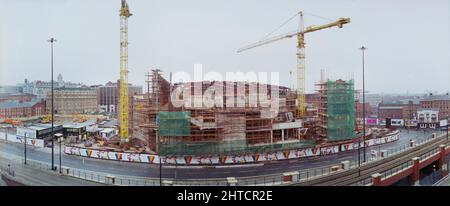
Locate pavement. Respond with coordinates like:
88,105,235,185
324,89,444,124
0,128,443,179
0,155,103,186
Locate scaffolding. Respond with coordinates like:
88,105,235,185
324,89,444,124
317,79,356,141
131,73,310,156
157,112,191,136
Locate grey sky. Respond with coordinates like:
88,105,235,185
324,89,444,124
1,0,449,94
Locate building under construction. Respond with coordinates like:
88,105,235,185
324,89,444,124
130,70,312,156
115,1,357,156
316,79,356,142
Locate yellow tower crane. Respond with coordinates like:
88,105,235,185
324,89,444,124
119,0,132,144
237,12,350,117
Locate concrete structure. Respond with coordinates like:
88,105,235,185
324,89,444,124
0,99,46,119
47,87,97,114
417,109,439,129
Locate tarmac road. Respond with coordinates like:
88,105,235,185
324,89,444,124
0,129,443,179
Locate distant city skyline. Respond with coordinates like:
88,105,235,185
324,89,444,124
1,0,449,94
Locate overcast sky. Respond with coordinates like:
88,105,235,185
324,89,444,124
0,0,449,94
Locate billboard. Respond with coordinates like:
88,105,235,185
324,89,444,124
391,119,404,126
440,119,448,127
366,118,378,125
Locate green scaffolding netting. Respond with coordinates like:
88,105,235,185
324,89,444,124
157,112,191,136
326,80,356,141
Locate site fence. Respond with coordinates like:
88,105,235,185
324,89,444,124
63,130,401,166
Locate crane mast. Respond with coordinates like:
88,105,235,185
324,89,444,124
238,12,350,117
297,12,306,117
119,0,132,144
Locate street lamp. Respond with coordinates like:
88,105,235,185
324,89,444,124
48,37,57,171
358,46,368,171
55,133,63,174
157,130,162,186
24,132,27,165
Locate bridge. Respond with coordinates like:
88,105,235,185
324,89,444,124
287,133,449,186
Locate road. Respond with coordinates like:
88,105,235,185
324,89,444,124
0,129,443,179
0,156,102,186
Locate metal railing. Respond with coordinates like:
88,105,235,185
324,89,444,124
380,160,413,180
10,132,447,186
0,164,15,177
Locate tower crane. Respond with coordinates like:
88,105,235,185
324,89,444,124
119,0,132,144
237,12,350,117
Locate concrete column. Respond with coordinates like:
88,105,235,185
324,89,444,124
283,172,299,183
106,175,116,185
331,166,340,173
411,157,420,186
227,177,238,186
341,160,350,170
162,180,173,186
410,140,415,147
281,130,285,142
380,150,387,158
371,173,382,186
439,145,448,177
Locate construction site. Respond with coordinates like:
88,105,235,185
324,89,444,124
80,1,361,157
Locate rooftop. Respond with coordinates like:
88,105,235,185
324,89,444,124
27,123,63,131
0,99,42,109
417,108,440,112
422,94,450,101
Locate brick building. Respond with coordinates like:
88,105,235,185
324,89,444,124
47,87,97,114
420,94,450,120
378,100,419,120
378,102,404,119
0,99,46,119
355,102,373,119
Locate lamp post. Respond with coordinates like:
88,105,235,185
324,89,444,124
24,132,27,165
157,131,162,186
48,37,57,171
55,133,63,174
358,46,368,171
